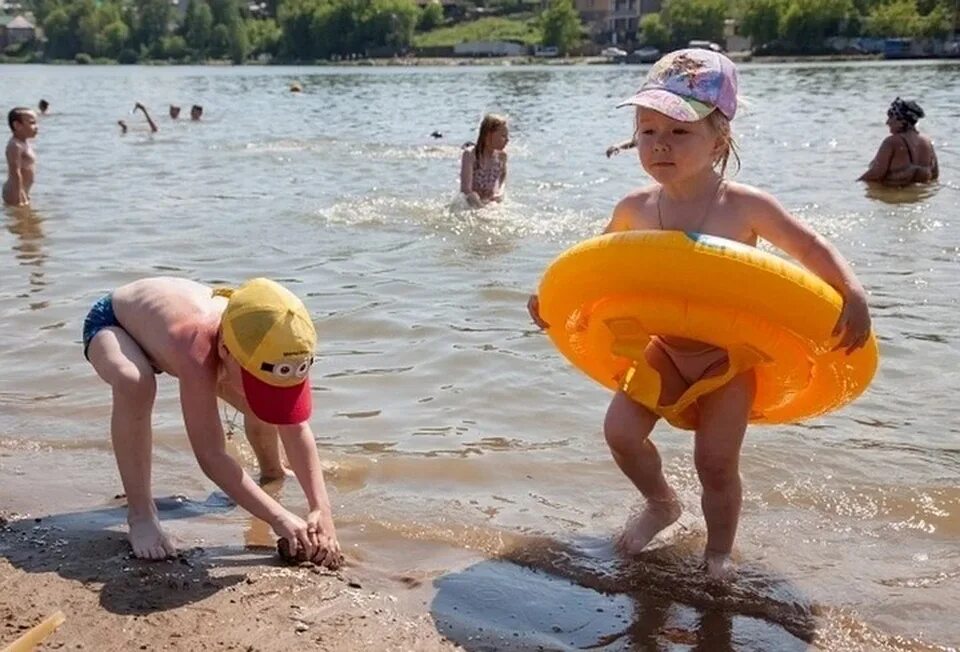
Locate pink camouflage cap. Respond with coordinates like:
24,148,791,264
617,48,738,122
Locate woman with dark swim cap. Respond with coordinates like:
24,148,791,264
859,97,938,186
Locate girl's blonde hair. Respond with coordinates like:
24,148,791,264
706,111,740,176
473,113,507,164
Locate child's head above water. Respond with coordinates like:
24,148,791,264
618,49,740,176
7,107,37,138
474,113,509,160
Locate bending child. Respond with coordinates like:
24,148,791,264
460,114,509,208
528,50,871,578
83,277,341,567
4,108,38,207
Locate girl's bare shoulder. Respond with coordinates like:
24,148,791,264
616,183,658,207
723,180,780,209
610,184,659,231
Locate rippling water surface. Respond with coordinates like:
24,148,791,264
1,61,958,649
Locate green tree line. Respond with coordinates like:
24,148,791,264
640,0,957,53
10,0,958,62
18,0,449,62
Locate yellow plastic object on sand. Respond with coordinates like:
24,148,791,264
537,231,878,429
3,611,66,652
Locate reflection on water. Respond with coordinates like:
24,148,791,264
0,61,958,647
432,536,812,650
4,205,47,292
863,181,943,205
433,532,946,651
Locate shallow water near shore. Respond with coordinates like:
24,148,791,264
1,61,959,649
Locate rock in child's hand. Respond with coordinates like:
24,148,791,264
276,537,308,565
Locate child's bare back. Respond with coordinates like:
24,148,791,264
110,277,226,378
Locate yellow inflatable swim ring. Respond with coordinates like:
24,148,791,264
538,231,878,429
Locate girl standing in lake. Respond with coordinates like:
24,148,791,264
460,114,509,208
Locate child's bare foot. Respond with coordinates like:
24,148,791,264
259,465,294,484
704,550,735,580
128,516,176,560
620,498,682,554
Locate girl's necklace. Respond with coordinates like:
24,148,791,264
657,178,725,233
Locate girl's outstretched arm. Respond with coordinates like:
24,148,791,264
748,189,872,353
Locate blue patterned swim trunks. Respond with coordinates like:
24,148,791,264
81,294,118,360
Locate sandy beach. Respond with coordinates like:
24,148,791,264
1,453,457,652
0,426,457,652
0,522,454,652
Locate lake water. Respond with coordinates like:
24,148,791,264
1,61,958,650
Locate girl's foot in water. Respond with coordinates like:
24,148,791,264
704,549,735,580
619,497,683,554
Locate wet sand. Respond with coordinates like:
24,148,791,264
2,444,947,652
0,440,455,651
0,519,455,652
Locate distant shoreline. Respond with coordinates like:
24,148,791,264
4,53,959,67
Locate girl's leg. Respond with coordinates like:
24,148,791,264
605,342,690,553
693,371,755,577
88,327,175,560
605,390,683,553
604,391,667,498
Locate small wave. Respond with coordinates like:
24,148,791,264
314,193,599,242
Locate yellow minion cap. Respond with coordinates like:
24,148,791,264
220,278,316,388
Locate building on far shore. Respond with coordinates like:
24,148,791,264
724,18,751,53
575,0,661,47
0,13,36,49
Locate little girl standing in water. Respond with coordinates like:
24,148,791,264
528,49,872,578
460,114,509,208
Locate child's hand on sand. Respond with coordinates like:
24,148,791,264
832,292,872,354
527,294,549,329
305,509,343,569
270,510,318,562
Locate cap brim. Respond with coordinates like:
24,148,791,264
241,369,312,425
616,89,715,122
